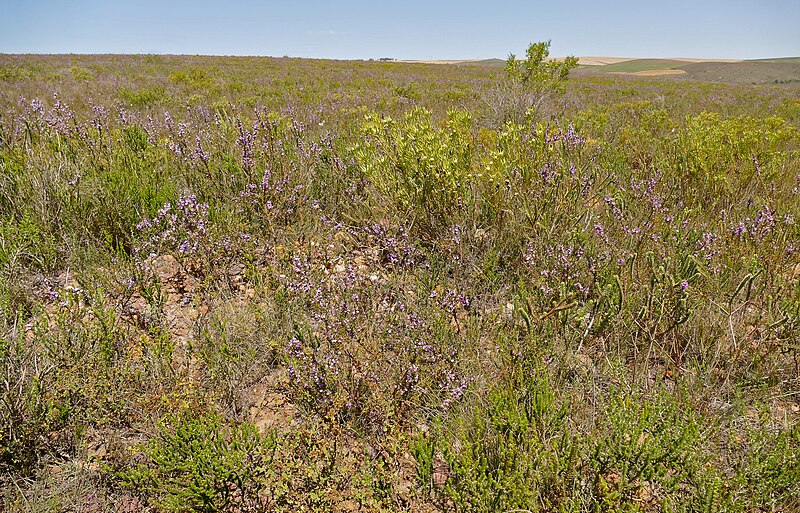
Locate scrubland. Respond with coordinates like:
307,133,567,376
1,53,800,512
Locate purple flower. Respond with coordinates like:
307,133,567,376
594,223,608,243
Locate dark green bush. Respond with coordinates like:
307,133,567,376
119,413,278,513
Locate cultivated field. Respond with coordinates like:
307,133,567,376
1,53,800,512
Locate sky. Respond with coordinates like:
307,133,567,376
0,0,798,60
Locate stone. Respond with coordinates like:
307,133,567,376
153,254,181,281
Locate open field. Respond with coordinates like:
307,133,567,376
1,54,800,512
620,69,687,76
590,59,691,73
576,56,640,66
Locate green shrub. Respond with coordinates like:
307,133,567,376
0,329,60,476
352,108,473,233
119,413,277,513
727,426,800,511
0,214,60,273
681,112,797,184
170,67,215,89
122,124,150,154
590,391,707,511
69,66,93,81
415,366,581,512
0,66,33,81
482,41,578,126
505,41,578,86
119,86,168,107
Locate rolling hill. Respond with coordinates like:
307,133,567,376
577,57,800,84
384,56,800,85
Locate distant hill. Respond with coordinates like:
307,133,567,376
394,58,505,68
748,57,800,64
390,56,800,84
575,57,800,84
677,60,800,84
460,58,506,68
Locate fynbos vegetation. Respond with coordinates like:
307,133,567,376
1,46,799,512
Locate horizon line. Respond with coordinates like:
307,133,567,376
1,52,799,61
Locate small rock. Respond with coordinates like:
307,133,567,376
395,480,413,501
636,481,654,503
340,500,359,512
116,495,145,513
432,454,450,487
153,255,181,281
184,274,198,291
129,296,147,314
89,444,108,460
574,353,593,369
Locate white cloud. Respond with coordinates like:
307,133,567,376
306,30,350,36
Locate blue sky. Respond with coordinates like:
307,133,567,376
1,0,797,59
